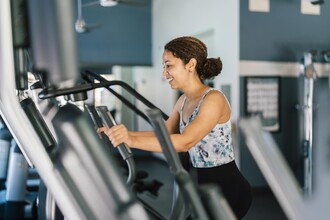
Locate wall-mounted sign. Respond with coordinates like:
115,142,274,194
245,77,280,132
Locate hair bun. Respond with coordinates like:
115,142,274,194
201,57,222,80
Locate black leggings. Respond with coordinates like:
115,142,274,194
195,161,252,219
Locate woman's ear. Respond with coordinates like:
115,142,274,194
186,58,197,72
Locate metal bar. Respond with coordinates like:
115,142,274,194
0,0,85,218
52,104,148,220
96,106,136,186
239,117,304,220
83,70,169,120
146,108,209,220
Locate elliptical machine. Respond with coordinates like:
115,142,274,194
1,0,149,219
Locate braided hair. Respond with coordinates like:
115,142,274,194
164,36,222,80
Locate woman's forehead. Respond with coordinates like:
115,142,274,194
162,50,175,62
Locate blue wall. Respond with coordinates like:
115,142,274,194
240,0,330,62
77,0,152,67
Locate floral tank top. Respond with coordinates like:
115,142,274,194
179,88,235,168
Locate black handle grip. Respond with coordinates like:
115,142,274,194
96,106,133,161
85,105,114,148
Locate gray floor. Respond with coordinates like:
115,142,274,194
135,155,175,219
243,188,287,220
135,154,288,220
0,152,288,219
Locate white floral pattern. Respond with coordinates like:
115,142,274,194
180,88,235,168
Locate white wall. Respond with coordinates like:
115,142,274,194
134,0,240,130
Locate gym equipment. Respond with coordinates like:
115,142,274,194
0,120,12,189
1,0,249,219
5,144,28,202
322,50,330,92
82,70,169,122
301,51,317,196
20,98,57,155
92,105,183,220
81,69,237,219
24,75,150,220
239,117,304,220
240,114,330,219
85,104,137,185
1,1,42,218
82,70,193,219
0,119,40,220
96,106,137,185
20,97,62,220
146,108,237,220
52,103,149,219
1,0,150,219
4,142,37,220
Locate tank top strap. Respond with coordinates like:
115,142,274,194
180,96,187,114
195,88,215,111
180,88,217,120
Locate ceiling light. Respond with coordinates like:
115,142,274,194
100,0,118,7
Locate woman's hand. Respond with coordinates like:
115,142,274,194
97,124,132,147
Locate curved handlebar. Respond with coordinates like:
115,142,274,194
96,106,136,186
82,70,169,121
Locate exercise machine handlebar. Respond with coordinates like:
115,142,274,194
96,106,136,186
82,72,151,123
84,105,113,156
83,70,169,120
146,108,209,220
20,98,57,155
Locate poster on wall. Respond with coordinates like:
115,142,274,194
245,77,280,132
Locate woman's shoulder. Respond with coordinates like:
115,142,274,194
204,89,227,103
201,89,231,122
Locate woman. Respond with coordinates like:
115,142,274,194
99,36,252,219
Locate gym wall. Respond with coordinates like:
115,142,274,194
239,0,330,188
77,0,152,67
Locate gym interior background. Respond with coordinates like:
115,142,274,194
0,0,330,219
77,0,330,187
78,0,330,218
77,0,330,218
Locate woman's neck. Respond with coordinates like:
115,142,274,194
183,83,209,101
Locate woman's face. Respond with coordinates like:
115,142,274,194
162,50,189,89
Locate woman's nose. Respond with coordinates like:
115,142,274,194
162,67,167,76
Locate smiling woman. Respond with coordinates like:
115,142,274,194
99,36,253,219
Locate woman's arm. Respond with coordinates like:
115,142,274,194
105,92,229,153
105,96,183,152
111,95,184,139
129,130,155,136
